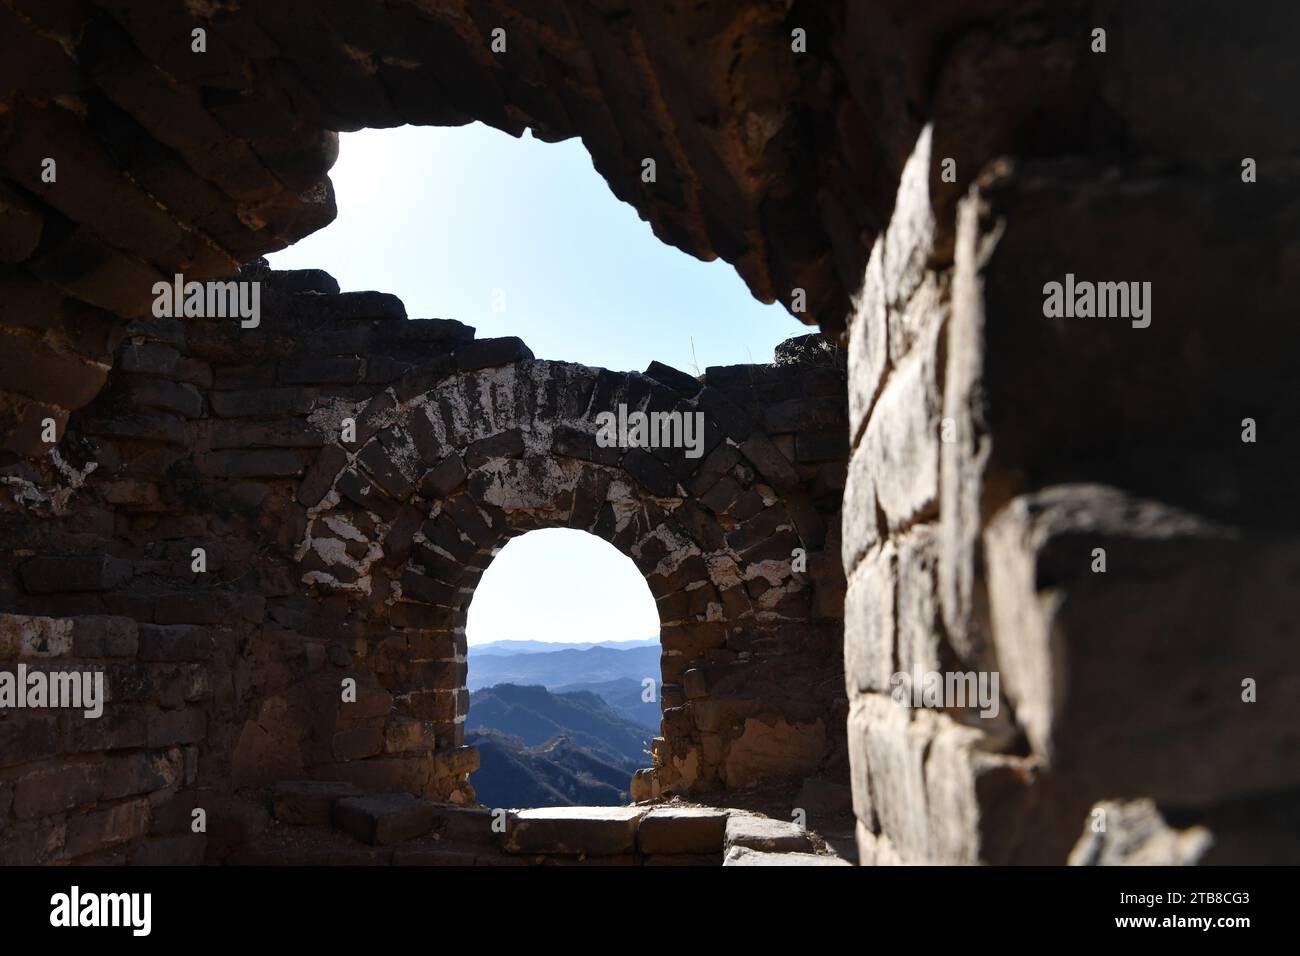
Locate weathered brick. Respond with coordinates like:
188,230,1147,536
644,360,703,397
210,388,313,417
63,798,151,859
278,355,365,384
464,428,524,468
72,615,139,658
126,378,203,417
297,444,348,507
332,793,436,845
138,624,213,661
0,714,60,768
146,708,206,747
624,448,679,497
419,453,467,499
197,449,304,478
102,749,182,800
208,419,326,449
738,433,800,491
269,780,362,825
13,762,102,820
455,336,533,370
17,556,132,594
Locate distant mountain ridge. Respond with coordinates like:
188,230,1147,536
552,677,660,730
468,682,652,765
468,730,632,808
467,683,655,808
467,643,661,691
469,637,659,656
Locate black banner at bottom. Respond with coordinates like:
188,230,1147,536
0,865,1283,943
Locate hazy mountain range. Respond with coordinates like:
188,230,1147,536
465,641,664,807
468,728,635,808
469,683,654,764
551,677,661,729
467,683,655,808
469,637,659,656
467,642,661,693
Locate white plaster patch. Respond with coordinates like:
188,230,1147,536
322,514,368,543
706,554,743,589
307,395,366,436
746,559,791,587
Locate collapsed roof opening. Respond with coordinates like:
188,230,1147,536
267,124,804,374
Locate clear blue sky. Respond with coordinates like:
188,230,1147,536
463,529,658,646
269,124,800,643
267,123,802,373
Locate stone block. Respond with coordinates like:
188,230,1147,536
504,806,646,856
420,453,468,499
333,724,384,761
860,311,941,530
464,428,524,468
13,762,101,819
637,807,728,855
146,708,206,747
738,433,799,491
138,624,213,661
102,750,182,800
762,398,844,433
0,613,74,656
985,484,1300,806
210,388,313,417
643,360,702,397
297,444,348,507
455,337,533,371
17,556,132,594
723,846,851,866
723,717,826,788
0,714,60,767
197,449,304,478
269,781,362,825
72,616,140,658
332,793,437,845
843,544,895,695
63,798,151,859
723,812,811,852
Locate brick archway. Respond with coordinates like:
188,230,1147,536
293,351,837,802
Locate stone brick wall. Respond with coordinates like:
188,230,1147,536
3,0,1297,868
841,5,1300,862
0,264,848,864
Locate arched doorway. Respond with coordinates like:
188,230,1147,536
464,527,660,808
294,352,843,804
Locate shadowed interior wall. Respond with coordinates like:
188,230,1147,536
0,264,848,863
1,0,1298,866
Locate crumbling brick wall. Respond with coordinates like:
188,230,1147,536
0,264,848,864
3,0,1298,868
